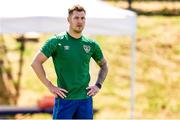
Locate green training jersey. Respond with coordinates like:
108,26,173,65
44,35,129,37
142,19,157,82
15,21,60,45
40,32,103,100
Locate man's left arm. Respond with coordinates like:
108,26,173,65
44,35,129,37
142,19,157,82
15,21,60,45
87,58,108,96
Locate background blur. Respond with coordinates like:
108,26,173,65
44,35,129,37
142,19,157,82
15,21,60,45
0,0,180,119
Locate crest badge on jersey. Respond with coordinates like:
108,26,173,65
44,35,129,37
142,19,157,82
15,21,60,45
83,45,91,53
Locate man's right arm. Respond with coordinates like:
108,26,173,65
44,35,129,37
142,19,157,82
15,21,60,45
31,51,68,98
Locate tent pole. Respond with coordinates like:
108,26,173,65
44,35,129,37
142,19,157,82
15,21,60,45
130,34,136,120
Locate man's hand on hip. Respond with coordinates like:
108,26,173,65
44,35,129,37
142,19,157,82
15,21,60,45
86,85,99,96
47,83,68,99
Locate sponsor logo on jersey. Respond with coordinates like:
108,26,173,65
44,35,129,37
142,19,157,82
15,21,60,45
83,45,91,53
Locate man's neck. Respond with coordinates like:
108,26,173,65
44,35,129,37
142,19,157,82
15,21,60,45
67,30,82,39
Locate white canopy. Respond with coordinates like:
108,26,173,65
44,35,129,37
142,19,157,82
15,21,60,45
0,0,136,119
0,0,136,36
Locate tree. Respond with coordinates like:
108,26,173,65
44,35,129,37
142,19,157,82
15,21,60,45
128,0,132,10
0,35,17,105
0,34,39,105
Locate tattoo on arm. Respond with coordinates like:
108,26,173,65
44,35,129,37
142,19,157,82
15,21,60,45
96,58,108,86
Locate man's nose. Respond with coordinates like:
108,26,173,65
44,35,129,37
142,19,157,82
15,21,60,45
78,18,84,24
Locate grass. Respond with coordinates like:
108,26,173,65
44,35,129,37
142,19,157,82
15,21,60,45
2,11,180,120
135,16,180,119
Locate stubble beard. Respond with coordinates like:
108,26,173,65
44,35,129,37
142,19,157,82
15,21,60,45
73,27,84,34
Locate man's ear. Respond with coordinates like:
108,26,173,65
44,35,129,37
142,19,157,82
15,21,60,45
67,17,70,23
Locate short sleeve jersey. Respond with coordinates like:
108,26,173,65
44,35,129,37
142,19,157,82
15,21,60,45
40,32,103,100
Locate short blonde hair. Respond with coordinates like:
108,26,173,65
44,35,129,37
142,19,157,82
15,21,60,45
68,5,86,16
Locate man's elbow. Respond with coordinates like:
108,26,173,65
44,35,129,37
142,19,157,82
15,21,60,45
31,60,40,69
102,62,108,72
31,61,36,69
104,63,108,73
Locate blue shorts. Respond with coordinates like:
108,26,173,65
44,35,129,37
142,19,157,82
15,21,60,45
52,97,93,119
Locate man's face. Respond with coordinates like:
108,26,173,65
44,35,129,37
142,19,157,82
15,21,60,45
68,11,86,33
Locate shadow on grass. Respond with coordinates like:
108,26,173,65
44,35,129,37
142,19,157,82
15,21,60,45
130,8,180,16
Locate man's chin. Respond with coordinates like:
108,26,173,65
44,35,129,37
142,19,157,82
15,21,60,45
74,29,83,33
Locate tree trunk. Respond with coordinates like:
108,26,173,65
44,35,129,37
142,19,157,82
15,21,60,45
0,35,17,105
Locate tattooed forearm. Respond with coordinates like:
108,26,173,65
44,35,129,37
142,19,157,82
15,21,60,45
96,59,108,85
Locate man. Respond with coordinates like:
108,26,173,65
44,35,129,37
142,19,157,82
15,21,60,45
31,5,108,119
